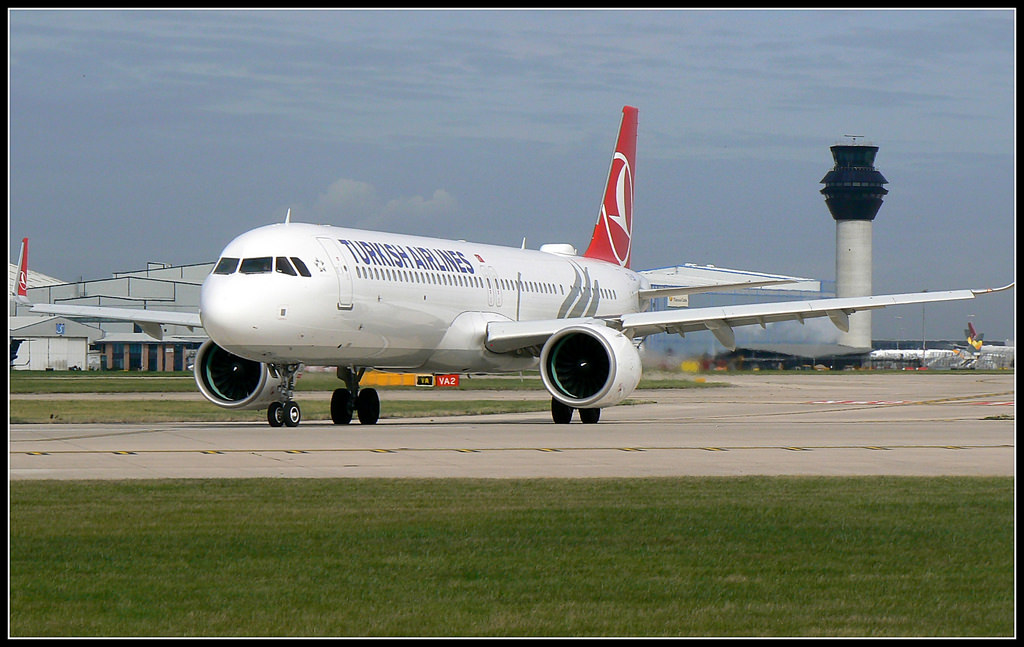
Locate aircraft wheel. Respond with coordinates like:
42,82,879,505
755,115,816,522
551,398,574,424
268,402,285,427
579,408,601,424
331,388,352,425
284,401,301,427
357,388,380,425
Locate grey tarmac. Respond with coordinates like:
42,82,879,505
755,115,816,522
9,372,1014,480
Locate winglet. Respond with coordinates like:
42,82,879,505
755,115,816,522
12,237,31,304
584,106,638,269
971,282,1014,296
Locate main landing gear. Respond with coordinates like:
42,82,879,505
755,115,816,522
550,398,601,424
330,367,380,425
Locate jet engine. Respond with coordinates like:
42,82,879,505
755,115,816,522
540,323,642,409
194,339,281,409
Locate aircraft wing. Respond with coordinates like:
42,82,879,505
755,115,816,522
617,287,1012,350
485,284,1013,353
27,303,203,341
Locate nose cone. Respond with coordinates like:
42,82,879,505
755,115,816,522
200,275,261,350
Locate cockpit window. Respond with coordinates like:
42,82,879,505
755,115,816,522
290,257,312,277
275,257,297,276
239,257,273,274
213,257,240,275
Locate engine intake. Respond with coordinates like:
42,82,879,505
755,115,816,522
540,323,641,409
194,339,280,410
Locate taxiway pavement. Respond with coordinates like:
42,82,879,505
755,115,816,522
9,372,1014,479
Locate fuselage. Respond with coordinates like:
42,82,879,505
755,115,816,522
200,223,646,372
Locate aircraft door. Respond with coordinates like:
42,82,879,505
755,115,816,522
315,237,354,310
484,267,502,309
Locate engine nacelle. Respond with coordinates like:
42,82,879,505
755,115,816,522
194,339,281,410
540,323,642,409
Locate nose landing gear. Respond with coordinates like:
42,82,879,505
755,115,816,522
268,400,301,427
266,364,303,428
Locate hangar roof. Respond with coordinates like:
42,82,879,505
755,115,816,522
8,262,65,289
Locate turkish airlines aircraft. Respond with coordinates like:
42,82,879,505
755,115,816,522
14,106,1012,426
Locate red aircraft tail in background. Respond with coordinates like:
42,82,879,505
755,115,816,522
13,237,30,304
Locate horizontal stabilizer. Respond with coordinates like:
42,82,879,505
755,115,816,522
638,278,799,301
639,264,818,303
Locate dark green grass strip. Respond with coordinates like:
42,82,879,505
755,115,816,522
9,477,1014,637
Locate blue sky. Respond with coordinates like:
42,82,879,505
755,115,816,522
8,9,1016,341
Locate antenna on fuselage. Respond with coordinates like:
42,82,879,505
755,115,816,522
285,208,292,224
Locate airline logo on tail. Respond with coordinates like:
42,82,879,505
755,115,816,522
584,105,638,269
965,322,984,351
13,237,30,303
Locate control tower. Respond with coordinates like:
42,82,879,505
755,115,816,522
820,140,888,350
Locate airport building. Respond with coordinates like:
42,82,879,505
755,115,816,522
9,316,102,371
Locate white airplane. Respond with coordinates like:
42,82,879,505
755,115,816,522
13,106,1013,426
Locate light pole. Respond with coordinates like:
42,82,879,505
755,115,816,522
921,290,927,353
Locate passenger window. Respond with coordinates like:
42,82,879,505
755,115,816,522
213,257,240,275
239,257,273,274
275,257,297,276
290,257,312,277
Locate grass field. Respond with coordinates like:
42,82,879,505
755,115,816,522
9,477,1014,637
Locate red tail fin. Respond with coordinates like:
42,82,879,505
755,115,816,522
14,237,30,303
584,106,638,269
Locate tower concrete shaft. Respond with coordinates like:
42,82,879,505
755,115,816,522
835,219,873,348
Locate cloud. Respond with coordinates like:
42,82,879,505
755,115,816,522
383,189,457,220
311,177,458,231
313,178,379,222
